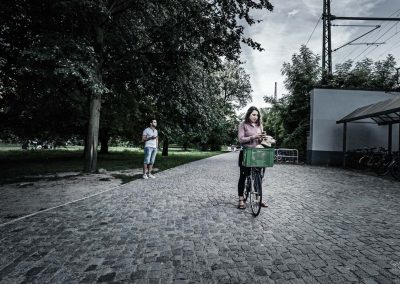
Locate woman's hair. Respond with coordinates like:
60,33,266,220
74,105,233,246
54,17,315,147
244,106,261,126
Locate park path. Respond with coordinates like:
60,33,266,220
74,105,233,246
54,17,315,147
1,152,400,283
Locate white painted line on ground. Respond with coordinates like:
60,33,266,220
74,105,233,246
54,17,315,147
0,183,127,228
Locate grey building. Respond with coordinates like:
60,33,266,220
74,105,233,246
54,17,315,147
307,88,400,166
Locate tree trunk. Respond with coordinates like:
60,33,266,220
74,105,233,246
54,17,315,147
81,117,89,158
82,132,87,158
162,138,169,156
84,25,104,172
183,141,188,151
84,94,101,172
99,130,109,154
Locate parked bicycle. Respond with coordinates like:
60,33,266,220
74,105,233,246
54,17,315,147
345,147,400,181
374,152,400,179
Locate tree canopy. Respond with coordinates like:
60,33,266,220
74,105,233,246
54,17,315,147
328,55,398,90
0,0,273,170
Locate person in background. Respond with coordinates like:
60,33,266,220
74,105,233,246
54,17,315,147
142,119,158,179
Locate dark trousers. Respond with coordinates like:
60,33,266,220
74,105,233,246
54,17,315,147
238,150,250,196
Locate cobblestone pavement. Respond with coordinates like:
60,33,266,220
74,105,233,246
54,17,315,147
1,152,400,283
0,168,148,225
0,173,121,224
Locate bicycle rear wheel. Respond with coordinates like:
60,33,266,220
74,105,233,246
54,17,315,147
249,169,262,217
374,158,390,176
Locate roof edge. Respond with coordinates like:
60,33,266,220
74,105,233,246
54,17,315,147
312,86,400,93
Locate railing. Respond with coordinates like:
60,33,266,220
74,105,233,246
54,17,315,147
274,148,298,164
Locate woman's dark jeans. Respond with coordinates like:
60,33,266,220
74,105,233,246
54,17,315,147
238,150,250,196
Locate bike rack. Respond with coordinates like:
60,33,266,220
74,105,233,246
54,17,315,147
274,148,299,164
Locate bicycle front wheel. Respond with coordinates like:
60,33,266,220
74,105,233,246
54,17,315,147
249,169,262,217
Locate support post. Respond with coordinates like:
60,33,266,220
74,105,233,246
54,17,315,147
388,123,393,154
343,122,347,168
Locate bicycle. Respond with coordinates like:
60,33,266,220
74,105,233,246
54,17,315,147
375,152,400,180
242,147,274,217
243,167,265,216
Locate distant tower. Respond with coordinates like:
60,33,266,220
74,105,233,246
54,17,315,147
274,82,277,101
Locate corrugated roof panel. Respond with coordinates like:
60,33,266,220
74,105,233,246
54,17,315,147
337,96,400,124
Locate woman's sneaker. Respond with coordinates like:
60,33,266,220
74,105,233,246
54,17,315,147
143,174,148,179
148,173,155,179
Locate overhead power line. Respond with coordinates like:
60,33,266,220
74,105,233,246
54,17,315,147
376,31,400,59
339,9,400,64
332,25,381,52
305,17,321,47
353,18,400,61
322,0,400,78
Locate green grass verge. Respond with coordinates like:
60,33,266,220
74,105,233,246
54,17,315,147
0,149,222,184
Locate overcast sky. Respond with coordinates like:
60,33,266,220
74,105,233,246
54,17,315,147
239,0,400,112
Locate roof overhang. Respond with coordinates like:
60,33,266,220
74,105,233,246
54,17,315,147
336,96,400,125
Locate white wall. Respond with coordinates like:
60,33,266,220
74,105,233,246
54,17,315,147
310,88,400,152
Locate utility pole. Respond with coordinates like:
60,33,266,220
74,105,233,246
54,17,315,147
321,1,400,83
322,0,332,83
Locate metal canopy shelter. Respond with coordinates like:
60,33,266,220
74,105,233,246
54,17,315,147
336,96,400,167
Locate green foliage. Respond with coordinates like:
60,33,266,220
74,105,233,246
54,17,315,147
278,45,320,158
261,99,287,147
1,0,273,158
328,55,398,90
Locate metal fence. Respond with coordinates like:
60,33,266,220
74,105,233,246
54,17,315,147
274,148,298,164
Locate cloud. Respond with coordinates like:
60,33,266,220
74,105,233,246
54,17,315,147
288,9,299,17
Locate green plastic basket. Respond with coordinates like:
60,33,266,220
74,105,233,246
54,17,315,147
243,147,275,167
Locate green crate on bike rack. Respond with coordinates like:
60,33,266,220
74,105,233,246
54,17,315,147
243,147,275,167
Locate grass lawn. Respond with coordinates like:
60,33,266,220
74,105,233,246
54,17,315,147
0,148,223,184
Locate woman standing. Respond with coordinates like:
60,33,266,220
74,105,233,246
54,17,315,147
237,106,268,209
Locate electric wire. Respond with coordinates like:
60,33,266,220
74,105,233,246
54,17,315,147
305,17,321,47
353,18,400,61
376,30,400,59
363,29,400,59
338,8,400,64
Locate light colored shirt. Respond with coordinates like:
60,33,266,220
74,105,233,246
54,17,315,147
143,127,158,148
238,122,263,148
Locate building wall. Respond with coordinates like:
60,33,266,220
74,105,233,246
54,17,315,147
308,88,400,166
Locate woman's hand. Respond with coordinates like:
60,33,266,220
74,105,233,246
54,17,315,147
251,133,263,140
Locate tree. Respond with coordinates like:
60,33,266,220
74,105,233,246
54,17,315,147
1,0,273,170
328,55,398,90
218,61,252,109
0,0,90,142
281,45,320,157
59,0,273,167
264,45,320,159
261,100,286,147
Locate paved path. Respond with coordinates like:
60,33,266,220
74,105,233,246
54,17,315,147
1,152,400,283
0,172,122,224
